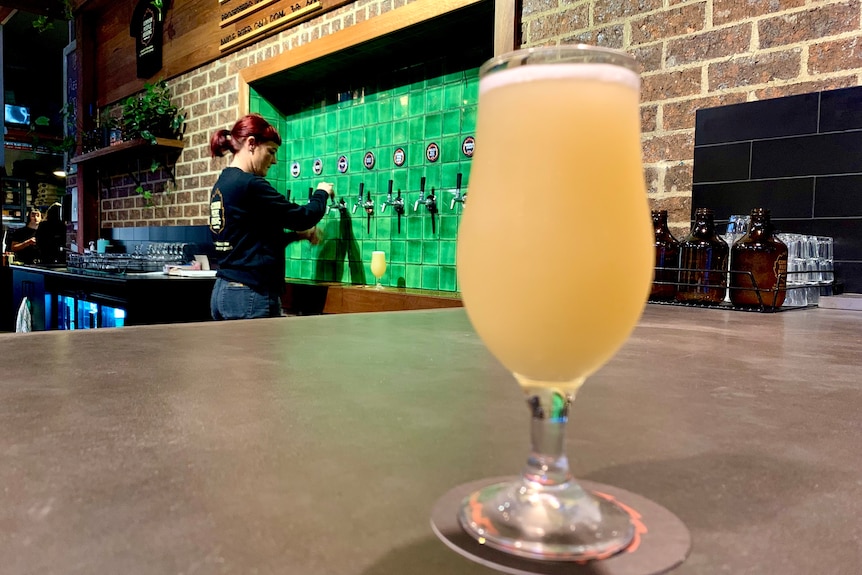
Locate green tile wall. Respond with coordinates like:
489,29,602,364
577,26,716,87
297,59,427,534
249,66,479,292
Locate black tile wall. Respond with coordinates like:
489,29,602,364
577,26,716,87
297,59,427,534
693,87,862,293
814,175,862,217
692,179,814,220
694,93,819,145
751,132,862,179
819,87,862,132
692,142,751,183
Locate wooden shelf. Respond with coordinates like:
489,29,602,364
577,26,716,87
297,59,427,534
70,137,184,166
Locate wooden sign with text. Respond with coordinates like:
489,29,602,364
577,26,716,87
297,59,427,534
218,0,345,51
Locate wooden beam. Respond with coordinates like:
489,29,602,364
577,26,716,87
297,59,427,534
240,0,486,85
494,0,519,55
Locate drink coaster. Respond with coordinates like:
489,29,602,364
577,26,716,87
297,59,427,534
431,477,690,575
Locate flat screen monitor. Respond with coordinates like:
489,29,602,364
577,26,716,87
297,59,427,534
5,104,30,126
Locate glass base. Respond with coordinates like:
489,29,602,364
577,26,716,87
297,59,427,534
458,476,634,561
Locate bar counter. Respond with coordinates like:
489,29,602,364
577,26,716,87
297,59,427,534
2,304,861,574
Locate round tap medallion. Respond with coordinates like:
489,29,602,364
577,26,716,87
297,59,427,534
426,142,440,163
312,158,323,175
462,136,475,157
393,147,406,167
337,155,349,174
290,162,301,178
364,151,376,170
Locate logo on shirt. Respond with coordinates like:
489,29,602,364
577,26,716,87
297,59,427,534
210,188,225,234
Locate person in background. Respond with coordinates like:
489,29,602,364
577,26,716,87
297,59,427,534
9,207,42,264
35,203,66,264
208,113,335,320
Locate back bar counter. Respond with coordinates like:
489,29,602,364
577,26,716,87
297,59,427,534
2,305,861,574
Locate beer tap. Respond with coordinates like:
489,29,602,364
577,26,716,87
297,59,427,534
414,177,438,235
330,196,348,215
449,173,466,210
352,183,374,234
351,183,366,215
381,180,405,234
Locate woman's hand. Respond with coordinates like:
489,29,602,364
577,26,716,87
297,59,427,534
316,182,335,198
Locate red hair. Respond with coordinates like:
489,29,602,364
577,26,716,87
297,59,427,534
209,113,282,158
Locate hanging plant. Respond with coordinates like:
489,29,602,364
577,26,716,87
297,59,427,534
118,79,186,145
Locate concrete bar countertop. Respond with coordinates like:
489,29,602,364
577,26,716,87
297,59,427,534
1,304,861,574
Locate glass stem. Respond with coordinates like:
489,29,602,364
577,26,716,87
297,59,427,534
522,387,576,487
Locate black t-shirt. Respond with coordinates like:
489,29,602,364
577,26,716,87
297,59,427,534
10,226,39,264
209,167,328,294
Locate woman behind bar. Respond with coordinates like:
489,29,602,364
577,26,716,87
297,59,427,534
9,207,42,264
208,113,334,320
36,203,66,264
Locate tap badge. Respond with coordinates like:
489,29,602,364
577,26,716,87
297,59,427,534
290,162,301,178
364,151,376,170
337,155,349,173
426,142,440,163
313,158,323,175
393,147,406,167
462,136,475,157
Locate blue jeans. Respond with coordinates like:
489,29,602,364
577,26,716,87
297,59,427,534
210,278,282,320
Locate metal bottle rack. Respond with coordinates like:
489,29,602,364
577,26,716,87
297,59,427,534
648,267,830,313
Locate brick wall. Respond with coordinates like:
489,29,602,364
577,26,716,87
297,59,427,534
100,0,419,228
102,0,862,240
522,0,862,236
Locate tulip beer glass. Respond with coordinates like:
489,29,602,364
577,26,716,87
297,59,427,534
454,45,654,561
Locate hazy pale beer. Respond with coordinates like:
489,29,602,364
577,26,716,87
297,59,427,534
457,59,653,393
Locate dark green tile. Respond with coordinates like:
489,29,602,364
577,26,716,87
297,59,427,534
421,266,440,290
364,104,378,124
462,106,477,133
392,97,409,120
409,144,425,166
378,100,392,123
378,124,393,146
443,110,461,135
443,70,465,84
337,131,351,151
421,240,439,264
425,114,442,139
299,259,314,279
393,121,408,143
338,109,351,130
439,240,457,265
350,129,364,151
441,136,459,163
351,106,365,128
409,117,424,141
377,215,392,237
405,265,421,289
439,216,460,240
443,83,464,109
313,114,326,133
407,240,423,264
408,93,425,117
392,169,409,192
364,126,378,147
326,111,337,133
389,264,406,288
439,265,458,292
390,240,406,263
375,239,391,257
426,86,443,112
423,214,440,239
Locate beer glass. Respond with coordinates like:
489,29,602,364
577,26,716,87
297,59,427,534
370,250,386,288
454,45,653,560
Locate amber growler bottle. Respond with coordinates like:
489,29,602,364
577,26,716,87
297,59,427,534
675,208,729,304
650,210,680,301
729,208,788,310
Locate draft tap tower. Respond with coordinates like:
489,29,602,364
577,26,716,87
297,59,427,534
380,180,406,234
